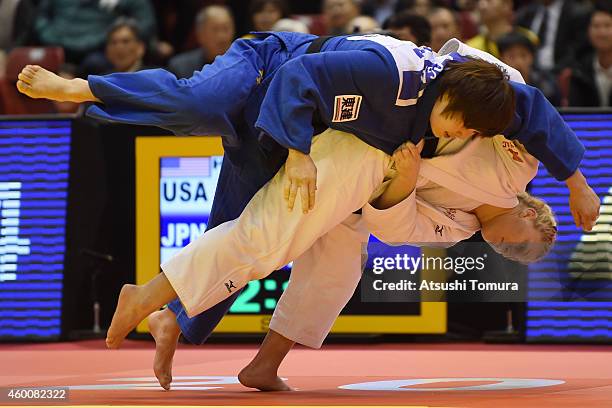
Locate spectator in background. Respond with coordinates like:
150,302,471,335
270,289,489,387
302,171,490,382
362,0,400,25
397,0,442,16
467,0,513,57
250,0,288,31
0,52,6,78
347,15,381,33
168,5,235,79
0,0,35,78
516,0,591,73
428,7,461,51
498,29,561,105
153,1,226,54
104,18,149,74
272,18,310,33
385,11,432,45
0,0,35,52
323,0,361,34
569,0,612,107
35,0,157,64
453,0,479,40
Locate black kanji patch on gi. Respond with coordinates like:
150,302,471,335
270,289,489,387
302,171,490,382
332,95,362,122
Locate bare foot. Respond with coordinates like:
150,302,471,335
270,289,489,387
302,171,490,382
106,284,151,349
148,309,181,390
238,363,292,392
16,65,76,101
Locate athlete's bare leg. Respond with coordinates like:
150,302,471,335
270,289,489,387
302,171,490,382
106,272,177,349
238,329,295,391
148,308,181,390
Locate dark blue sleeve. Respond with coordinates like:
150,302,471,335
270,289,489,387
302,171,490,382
255,50,396,154
504,82,585,181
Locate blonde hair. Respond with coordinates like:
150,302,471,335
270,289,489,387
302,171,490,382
493,192,557,264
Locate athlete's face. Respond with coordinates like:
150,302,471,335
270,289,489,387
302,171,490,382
481,206,543,262
481,207,538,245
430,94,479,139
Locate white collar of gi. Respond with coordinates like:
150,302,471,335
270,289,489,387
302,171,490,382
439,38,526,85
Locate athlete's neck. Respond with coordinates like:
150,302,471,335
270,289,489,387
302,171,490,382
472,204,514,224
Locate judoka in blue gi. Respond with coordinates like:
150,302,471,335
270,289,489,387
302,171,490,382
17,32,600,390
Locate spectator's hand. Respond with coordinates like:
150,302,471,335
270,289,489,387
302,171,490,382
284,148,317,213
156,41,174,60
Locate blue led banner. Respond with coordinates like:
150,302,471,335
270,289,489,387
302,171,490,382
527,112,612,342
0,120,71,339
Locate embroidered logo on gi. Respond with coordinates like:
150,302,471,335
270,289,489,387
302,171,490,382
256,69,264,85
502,141,524,163
225,280,237,293
444,208,457,220
435,225,444,236
332,95,362,122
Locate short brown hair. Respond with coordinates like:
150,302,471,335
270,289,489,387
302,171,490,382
439,58,516,137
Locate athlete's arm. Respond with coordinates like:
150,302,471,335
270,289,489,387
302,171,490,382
505,82,600,230
373,140,423,210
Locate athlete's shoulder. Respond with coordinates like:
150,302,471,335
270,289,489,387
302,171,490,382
341,34,460,106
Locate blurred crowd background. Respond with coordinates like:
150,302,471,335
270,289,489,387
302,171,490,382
0,0,610,115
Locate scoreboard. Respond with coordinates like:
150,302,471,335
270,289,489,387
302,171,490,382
0,119,71,340
159,156,222,265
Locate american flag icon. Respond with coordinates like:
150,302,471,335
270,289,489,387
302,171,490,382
161,157,211,177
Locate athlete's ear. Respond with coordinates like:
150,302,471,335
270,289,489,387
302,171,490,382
520,207,537,219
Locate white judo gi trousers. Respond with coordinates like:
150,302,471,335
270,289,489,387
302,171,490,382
161,129,391,320
268,193,481,348
269,213,369,348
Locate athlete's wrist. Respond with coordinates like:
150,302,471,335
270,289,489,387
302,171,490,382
565,169,587,191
